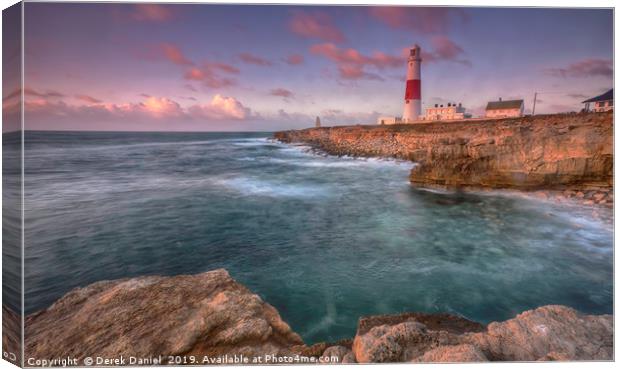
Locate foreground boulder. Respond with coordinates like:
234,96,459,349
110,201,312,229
346,305,612,363
25,270,612,364
25,269,303,362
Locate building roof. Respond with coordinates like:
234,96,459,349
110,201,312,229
582,89,613,103
485,99,523,110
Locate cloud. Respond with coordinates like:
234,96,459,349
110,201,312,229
270,88,294,99
238,52,273,66
369,6,468,34
22,90,254,123
24,87,65,98
160,43,193,66
141,96,184,117
183,61,239,88
188,94,252,120
544,58,613,78
567,93,589,99
423,36,471,66
288,11,346,43
310,43,403,80
285,54,304,65
75,94,102,104
131,4,174,22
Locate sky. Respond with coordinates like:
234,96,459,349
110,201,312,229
2,3,614,132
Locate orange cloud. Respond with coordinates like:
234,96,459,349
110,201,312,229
189,94,251,120
288,11,345,43
141,96,184,117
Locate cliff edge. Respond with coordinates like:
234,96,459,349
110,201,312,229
274,112,613,192
24,269,612,364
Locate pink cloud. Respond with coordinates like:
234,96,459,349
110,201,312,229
160,43,193,66
423,36,471,66
188,94,252,120
23,91,254,123
338,65,382,81
310,43,403,80
285,54,305,65
288,11,346,43
183,62,237,88
544,58,613,78
75,94,102,104
141,96,184,117
369,6,468,34
238,52,273,66
131,4,174,22
270,88,294,99
22,88,64,99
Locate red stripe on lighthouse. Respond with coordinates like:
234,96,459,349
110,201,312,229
405,79,421,100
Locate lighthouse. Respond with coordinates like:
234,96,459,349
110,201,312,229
403,45,422,123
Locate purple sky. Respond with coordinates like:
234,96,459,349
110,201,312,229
3,3,613,131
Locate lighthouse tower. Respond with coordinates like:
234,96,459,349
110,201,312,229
403,45,422,123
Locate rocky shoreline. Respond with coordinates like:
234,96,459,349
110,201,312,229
22,269,613,364
274,112,613,208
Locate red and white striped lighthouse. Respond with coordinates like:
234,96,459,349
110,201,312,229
403,45,422,123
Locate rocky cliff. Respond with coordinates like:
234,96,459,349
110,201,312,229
24,269,612,364
274,112,613,192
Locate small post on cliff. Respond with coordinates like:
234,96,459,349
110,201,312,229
532,92,538,115
315,116,321,128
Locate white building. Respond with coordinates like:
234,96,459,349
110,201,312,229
377,116,401,125
582,89,613,112
485,98,524,118
423,103,470,121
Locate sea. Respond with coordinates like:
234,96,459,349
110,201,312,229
6,131,614,343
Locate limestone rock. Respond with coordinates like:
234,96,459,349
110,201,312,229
464,305,613,361
274,112,613,192
25,269,303,362
23,269,613,364
322,345,350,363
413,344,487,362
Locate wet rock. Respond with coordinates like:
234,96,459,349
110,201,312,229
25,269,303,362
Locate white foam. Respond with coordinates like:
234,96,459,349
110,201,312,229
214,176,330,198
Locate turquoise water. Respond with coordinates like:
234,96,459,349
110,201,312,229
22,131,612,343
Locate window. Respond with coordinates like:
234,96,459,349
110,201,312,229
610,100,614,106
598,101,606,108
